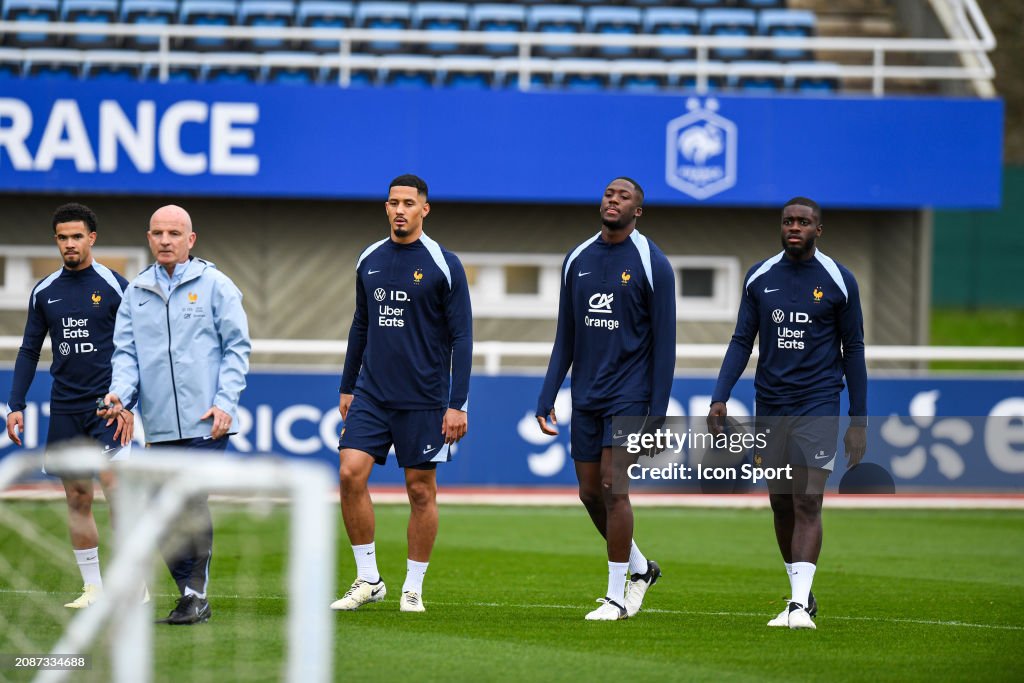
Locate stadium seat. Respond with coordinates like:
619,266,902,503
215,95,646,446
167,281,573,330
787,61,840,94
673,61,724,92
614,58,672,92
759,9,816,61
319,57,376,88
585,6,642,59
297,1,353,52
643,7,698,59
727,60,783,92
739,0,786,9
496,55,554,90
62,0,119,49
438,55,497,89
82,52,143,81
2,0,60,48
701,8,756,61
469,4,526,56
24,49,79,79
202,61,261,84
555,58,611,92
380,55,437,88
238,0,296,52
527,5,584,58
354,2,413,54
263,51,321,85
413,3,469,55
179,0,239,52
120,0,178,50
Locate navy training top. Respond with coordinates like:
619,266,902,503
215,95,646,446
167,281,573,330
711,249,867,420
340,234,473,411
8,263,129,414
537,229,676,417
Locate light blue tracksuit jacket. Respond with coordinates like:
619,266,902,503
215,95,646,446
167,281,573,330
109,257,251,443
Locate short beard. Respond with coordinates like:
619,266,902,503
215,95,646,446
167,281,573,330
782,235,815,258
62,255,81,268
601,216,630,231
392,226,411,238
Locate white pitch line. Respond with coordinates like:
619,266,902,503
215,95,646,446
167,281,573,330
4,589,1020,632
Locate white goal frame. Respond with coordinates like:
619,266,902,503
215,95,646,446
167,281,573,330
0,446,336,683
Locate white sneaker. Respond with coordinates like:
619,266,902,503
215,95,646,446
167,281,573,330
65,584,100,609
585,597,627,621
788,606,816,630
767,604,791,627
330,578,386,611
400,591,426,613
142,585,151,604
624,560,661,617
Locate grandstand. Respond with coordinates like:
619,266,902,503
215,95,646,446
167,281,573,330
0,0,994,93
0,1,1020,681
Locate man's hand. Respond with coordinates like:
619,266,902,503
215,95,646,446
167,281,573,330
442,408,468,445
536,410,559,436
97,393,123,420
112,410,134,447
707,401,728,436
201,406,232,440
843,425,867,469
339,393,354,421
6,411,24,446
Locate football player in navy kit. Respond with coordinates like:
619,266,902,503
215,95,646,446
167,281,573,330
5,203,133,609
537,178,676,621
707,197,867,630
331,175,472,614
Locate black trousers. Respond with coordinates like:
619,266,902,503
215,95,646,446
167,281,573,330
150,436,228,595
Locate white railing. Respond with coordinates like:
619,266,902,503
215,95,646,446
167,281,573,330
3,336,1022,374
0,0,997,96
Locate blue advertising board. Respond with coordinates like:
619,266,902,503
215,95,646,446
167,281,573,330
0,81,1003,208
3,370,1022,491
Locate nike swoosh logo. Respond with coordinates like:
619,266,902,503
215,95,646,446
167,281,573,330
47,298,62,304
578,272,591,277
368,270,381,275
370,585,384,596
764,288,780,293
815,453,832,460
138,300,150,306
423,447,435,454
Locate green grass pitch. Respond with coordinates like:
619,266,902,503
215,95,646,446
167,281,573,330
2,502,1023,682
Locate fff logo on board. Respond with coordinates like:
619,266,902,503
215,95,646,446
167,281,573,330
665,97,737,200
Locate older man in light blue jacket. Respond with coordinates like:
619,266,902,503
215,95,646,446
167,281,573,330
100,204,250,626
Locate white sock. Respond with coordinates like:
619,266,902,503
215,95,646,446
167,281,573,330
628,541,648,576
184,587,206,599
402,559,429,594
353,542,380,583
790,562,816,608
606,561,628,605
73,547,102,588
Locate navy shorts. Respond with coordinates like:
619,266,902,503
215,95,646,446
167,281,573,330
339,394,449,470
755,398,840,473
571,402,649,463
47,410,131,462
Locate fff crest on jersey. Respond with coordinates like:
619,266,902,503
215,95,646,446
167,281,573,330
188,292,198,303
413,268,424,285
620,270,631,286
665,97,738,200
91,291,102,306
813,287,823,303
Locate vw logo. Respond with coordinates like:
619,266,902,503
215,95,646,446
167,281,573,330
58,342,71,355
374,288,387,302
772,309,785,324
